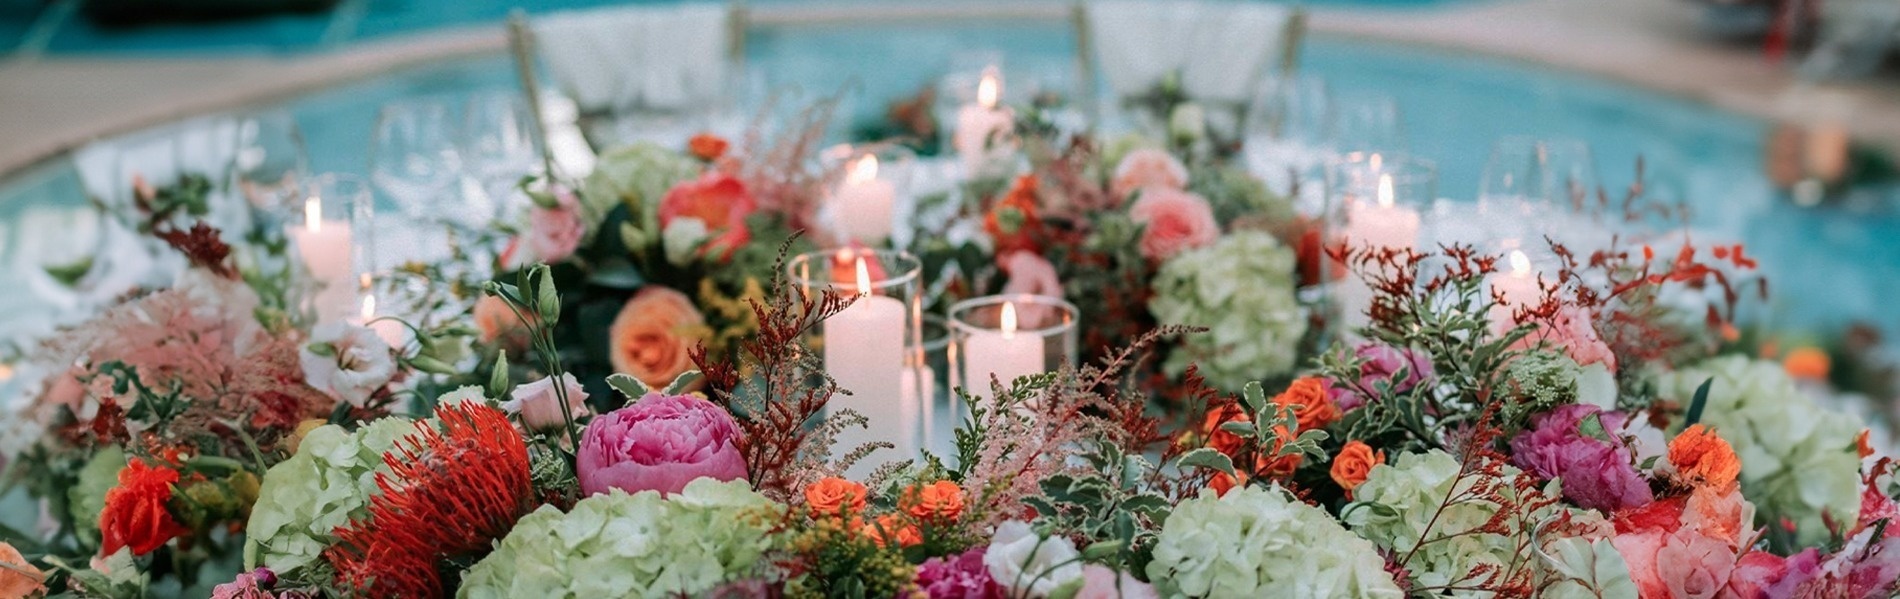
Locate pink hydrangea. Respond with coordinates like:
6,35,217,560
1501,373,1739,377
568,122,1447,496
1510,404,1652,512
1328,342,1434,411
1126,187,1218,262
576,393,747,496
914,548,1001,599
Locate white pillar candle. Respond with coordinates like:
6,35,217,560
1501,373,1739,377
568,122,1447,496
961,301,1043,400
824,257,912,464
1340,173,1421,331
832,155,896,244
953,69,1015,173
287,195,355,322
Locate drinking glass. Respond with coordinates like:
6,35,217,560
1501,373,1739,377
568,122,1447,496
1245,74,1334,198
1479,136,1599,208
370,98,462,221
232,110,309,214
461,91,539,224
1333,91,1406,157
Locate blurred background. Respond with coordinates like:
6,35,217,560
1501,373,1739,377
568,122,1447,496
0,0,1896,407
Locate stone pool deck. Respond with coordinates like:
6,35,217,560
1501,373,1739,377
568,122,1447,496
2,0,1899,177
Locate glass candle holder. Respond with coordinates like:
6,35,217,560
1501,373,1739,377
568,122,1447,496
1323,153,1435,335
785,248,925,472
820,142,916,246
288,173,375,324
947,294,1079,402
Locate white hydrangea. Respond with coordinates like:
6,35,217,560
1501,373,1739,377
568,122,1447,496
458,479,781,599
1343,450,1570,596
1651,355,1864,546
1148,231,1306,392
243,417,416,577
1147,485,1401,598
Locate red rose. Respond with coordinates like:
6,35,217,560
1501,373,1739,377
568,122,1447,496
99,460,186,556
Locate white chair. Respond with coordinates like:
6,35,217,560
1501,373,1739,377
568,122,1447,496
1082,0,1305,126
509,2,745,154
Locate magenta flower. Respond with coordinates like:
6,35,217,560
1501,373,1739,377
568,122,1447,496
1328,342,1434,411
577,393,747,496
915,548,1002,599
1509,404,1653,512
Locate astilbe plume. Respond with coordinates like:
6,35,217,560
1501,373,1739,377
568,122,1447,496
729,92,840,237
691,237,868,502
325,402,533,598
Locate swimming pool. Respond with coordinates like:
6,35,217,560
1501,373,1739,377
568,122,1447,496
0,26,1893,343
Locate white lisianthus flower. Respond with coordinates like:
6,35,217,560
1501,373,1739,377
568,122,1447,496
984,520,1083,598
661,217,711,267
299,322,397,407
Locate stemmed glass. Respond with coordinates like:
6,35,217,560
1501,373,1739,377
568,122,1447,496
461,91,539,225
232,110,309,215
370,99,461,261
1245,74,1334,200
1332,91,1407,157
1479,136,1599,207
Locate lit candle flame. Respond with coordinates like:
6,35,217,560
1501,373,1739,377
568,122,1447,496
848,155,879,184
360,293,378,321
854,257,872,297
1368,153,1383,172
304,195,322,233
1508,250,1531,278
977,69,1000,109
1376,174,1395,208
1001,301,1017,339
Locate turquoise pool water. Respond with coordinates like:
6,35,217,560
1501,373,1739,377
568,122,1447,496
0,28,1894,342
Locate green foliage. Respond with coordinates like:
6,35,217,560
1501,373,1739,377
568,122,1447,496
1023,443,1172,577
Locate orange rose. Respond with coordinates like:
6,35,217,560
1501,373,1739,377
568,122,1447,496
658,172,757,261
0,542,44,598
1668,425,1741,489
1208,470,1247,497
99,460,186,557
1200,401,1250,458
902,481,964,522
1329,440,1386,497
805,477,868,518
473,295,537,348
1272,377,1340,433
688,133,729,162
608,287,706,391
862,513,921,548
1782,347,1830,381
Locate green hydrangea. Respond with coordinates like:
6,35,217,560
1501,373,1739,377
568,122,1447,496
1343,450,1572,594
243,417,416,578
583,142,701,229
459,478,782,598
1149,231,1307,392
1651,355,1864,546
1147,485,1401,598
68,445,127,547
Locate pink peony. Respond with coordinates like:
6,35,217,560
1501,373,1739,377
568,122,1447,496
527,184,585,263
658,172,757,261
576,393,746,496
1110,148,1189,199
1509,404,1653,512
1075,564,1158,599
502,373,591,431
1126,187,1218,262
1510,305,1617,372
1328,342,1434,411
914,548,1002,599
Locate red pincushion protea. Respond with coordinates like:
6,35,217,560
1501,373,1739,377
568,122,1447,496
325,403,534,598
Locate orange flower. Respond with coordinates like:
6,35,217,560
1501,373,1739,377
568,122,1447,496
1272,377,1340,433
984,174,1043,256
608,287,707,391
99,459,186,557
1208,470,1247,497
901,481,964,522
1257,426,1304,479
1200,401,1250,458
688,133,729,161
0,541,44,598
1329,441,1386,497
1668,425,1741,489
1858,429,1875,459
1782,347,1830,381
805,477,868,518
862,513,921,548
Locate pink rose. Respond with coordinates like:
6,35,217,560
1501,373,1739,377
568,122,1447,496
576,393,747,496
527,185,585,263
1110,148,1188,199
502,373,591,431
998,251,1064,329
658,172,757,261
1126,187,1219,262
1075,565,1158,599
608,287,706,391
1509,305,1617,372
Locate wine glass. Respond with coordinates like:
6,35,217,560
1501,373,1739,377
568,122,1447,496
232,110,309,215
1479,136,1599,207
370,98,462,221
1332,90,1406,157
1245,74,1333,197
461,91,539,224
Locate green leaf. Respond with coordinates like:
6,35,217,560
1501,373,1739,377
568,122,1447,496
1238,381,1268,414
304,341,337,358
1082,540,1123,561
408,355,456,375
1174,447,1236,478
43,256,94,286
1218,421,1258,439
1577,412,1610,442
1682,377,1713,430
606,373,653,402
661,371,703,396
